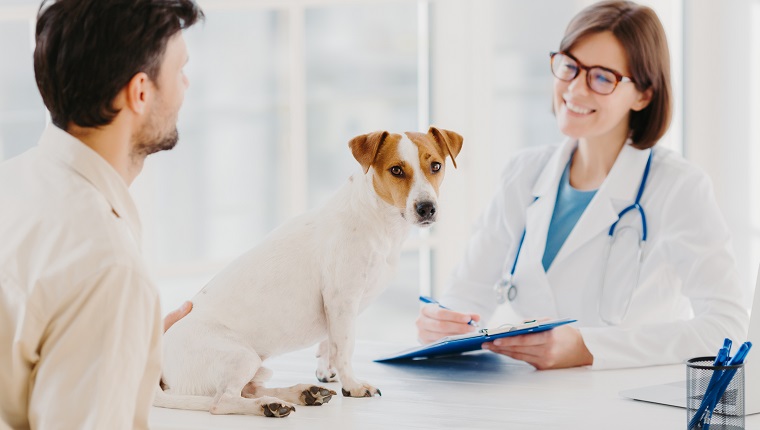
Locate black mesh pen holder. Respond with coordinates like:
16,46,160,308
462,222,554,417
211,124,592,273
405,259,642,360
686,356,745,430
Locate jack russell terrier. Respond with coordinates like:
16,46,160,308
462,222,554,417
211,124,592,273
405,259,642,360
155,127,463,417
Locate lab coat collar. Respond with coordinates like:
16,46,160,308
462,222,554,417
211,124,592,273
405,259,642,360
533,139,652,270
531,138,577,199
37,124,143,247
531,139,652,201
592,143,653,202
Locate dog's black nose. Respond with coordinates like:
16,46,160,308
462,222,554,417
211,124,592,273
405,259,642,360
415,201,436,220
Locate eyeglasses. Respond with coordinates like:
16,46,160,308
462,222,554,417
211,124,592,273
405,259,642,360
550,51,634,95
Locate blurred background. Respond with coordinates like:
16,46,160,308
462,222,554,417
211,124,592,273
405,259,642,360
1,0,758,346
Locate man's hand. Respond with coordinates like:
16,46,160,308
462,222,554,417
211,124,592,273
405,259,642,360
163,301,192,333
481,324,593,370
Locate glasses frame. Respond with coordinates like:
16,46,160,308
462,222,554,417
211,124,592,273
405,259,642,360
549,51,634,95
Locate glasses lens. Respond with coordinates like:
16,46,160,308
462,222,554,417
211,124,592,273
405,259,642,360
551,53,578,81
588,68,617,95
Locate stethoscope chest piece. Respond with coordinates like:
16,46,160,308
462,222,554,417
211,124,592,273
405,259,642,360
494,277,515,304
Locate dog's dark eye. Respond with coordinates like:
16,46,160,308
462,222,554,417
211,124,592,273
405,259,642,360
389,166,404,177
431,162,442,173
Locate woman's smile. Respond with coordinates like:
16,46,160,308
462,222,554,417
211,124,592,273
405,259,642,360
564,98,595,115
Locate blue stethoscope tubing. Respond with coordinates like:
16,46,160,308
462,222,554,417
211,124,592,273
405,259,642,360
496,149,653,304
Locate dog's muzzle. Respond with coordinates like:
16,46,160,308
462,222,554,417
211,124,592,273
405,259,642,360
415,201,437,224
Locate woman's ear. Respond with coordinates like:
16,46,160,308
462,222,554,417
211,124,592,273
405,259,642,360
631,87,653,112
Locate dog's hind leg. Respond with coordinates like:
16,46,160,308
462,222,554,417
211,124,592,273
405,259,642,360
208,349,296,417
243,383,337,406
242,366,337,406
315,340,338,382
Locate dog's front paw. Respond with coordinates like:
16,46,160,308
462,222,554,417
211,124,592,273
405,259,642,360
315,368,338,383
262,401,296,418
302,385,338,405
341,383,381,398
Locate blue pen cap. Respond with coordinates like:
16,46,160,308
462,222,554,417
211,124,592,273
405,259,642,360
722,338,733,356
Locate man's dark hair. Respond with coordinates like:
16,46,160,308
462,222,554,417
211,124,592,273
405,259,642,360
34,0,204,130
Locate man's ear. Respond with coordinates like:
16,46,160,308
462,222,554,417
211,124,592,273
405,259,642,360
348,131,389,174
124,72,151,115
631,87,653,112
428,126,463,168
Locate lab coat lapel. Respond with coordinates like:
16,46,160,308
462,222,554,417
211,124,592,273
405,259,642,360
513,140,576,315
524,139,578,263
549,145,652,269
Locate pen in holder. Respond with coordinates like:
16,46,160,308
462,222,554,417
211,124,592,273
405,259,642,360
686,356,745,430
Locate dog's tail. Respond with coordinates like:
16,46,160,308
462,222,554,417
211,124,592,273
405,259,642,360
153,386,214,411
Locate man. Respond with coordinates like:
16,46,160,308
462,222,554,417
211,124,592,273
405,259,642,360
0,0,203,428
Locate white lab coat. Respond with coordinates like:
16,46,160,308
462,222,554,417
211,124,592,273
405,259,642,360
441,139,749,369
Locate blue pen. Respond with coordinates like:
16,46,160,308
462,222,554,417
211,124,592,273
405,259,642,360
722,338,733,355
689,347,730,430
689,338,733,430
702,342,752,430
419,296,479,327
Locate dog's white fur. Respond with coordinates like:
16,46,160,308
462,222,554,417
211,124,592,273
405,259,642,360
155,128,463,417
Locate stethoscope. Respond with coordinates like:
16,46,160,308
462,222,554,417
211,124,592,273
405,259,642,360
493,150,653,305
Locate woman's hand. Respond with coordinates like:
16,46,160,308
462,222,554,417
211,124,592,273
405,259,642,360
482,324,593,369
163,301,192,333
416,303,481,344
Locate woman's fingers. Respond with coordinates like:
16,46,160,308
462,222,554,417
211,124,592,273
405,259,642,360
416,304,480,343
491,331,549,347
420,303,476,324
482,325,593,369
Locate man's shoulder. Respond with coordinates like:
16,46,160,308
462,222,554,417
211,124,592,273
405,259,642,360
0,145,92,208
0,149,145,287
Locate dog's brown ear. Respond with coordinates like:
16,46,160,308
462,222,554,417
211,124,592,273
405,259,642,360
348,131,389,174
428,126,463,169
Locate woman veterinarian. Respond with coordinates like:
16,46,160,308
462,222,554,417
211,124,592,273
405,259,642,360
416,0,749,370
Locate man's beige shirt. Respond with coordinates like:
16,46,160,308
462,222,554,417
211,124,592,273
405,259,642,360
0,125,162,429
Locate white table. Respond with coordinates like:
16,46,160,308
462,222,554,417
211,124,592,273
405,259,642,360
150,340,760,429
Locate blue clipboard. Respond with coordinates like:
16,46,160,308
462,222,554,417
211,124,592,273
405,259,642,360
374,318,577,362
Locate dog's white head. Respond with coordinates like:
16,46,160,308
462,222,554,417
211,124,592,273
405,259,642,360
349,126,463,226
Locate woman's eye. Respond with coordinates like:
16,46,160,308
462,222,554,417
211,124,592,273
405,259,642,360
390,166,404,177
593,71,614,84
563,63,578,73
431,162,441,173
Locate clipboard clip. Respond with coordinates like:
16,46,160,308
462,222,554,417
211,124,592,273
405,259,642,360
479,319,540,336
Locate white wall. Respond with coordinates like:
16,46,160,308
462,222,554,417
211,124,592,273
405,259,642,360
684,0,759,290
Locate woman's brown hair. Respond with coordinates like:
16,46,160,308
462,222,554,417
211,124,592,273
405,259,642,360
560,0,672,149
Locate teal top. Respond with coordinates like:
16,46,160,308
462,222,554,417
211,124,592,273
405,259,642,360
542,159,597,271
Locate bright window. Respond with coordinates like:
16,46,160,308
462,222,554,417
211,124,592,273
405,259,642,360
5,0,758,344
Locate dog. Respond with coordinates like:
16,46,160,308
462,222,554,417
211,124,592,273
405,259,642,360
155,127,463,417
